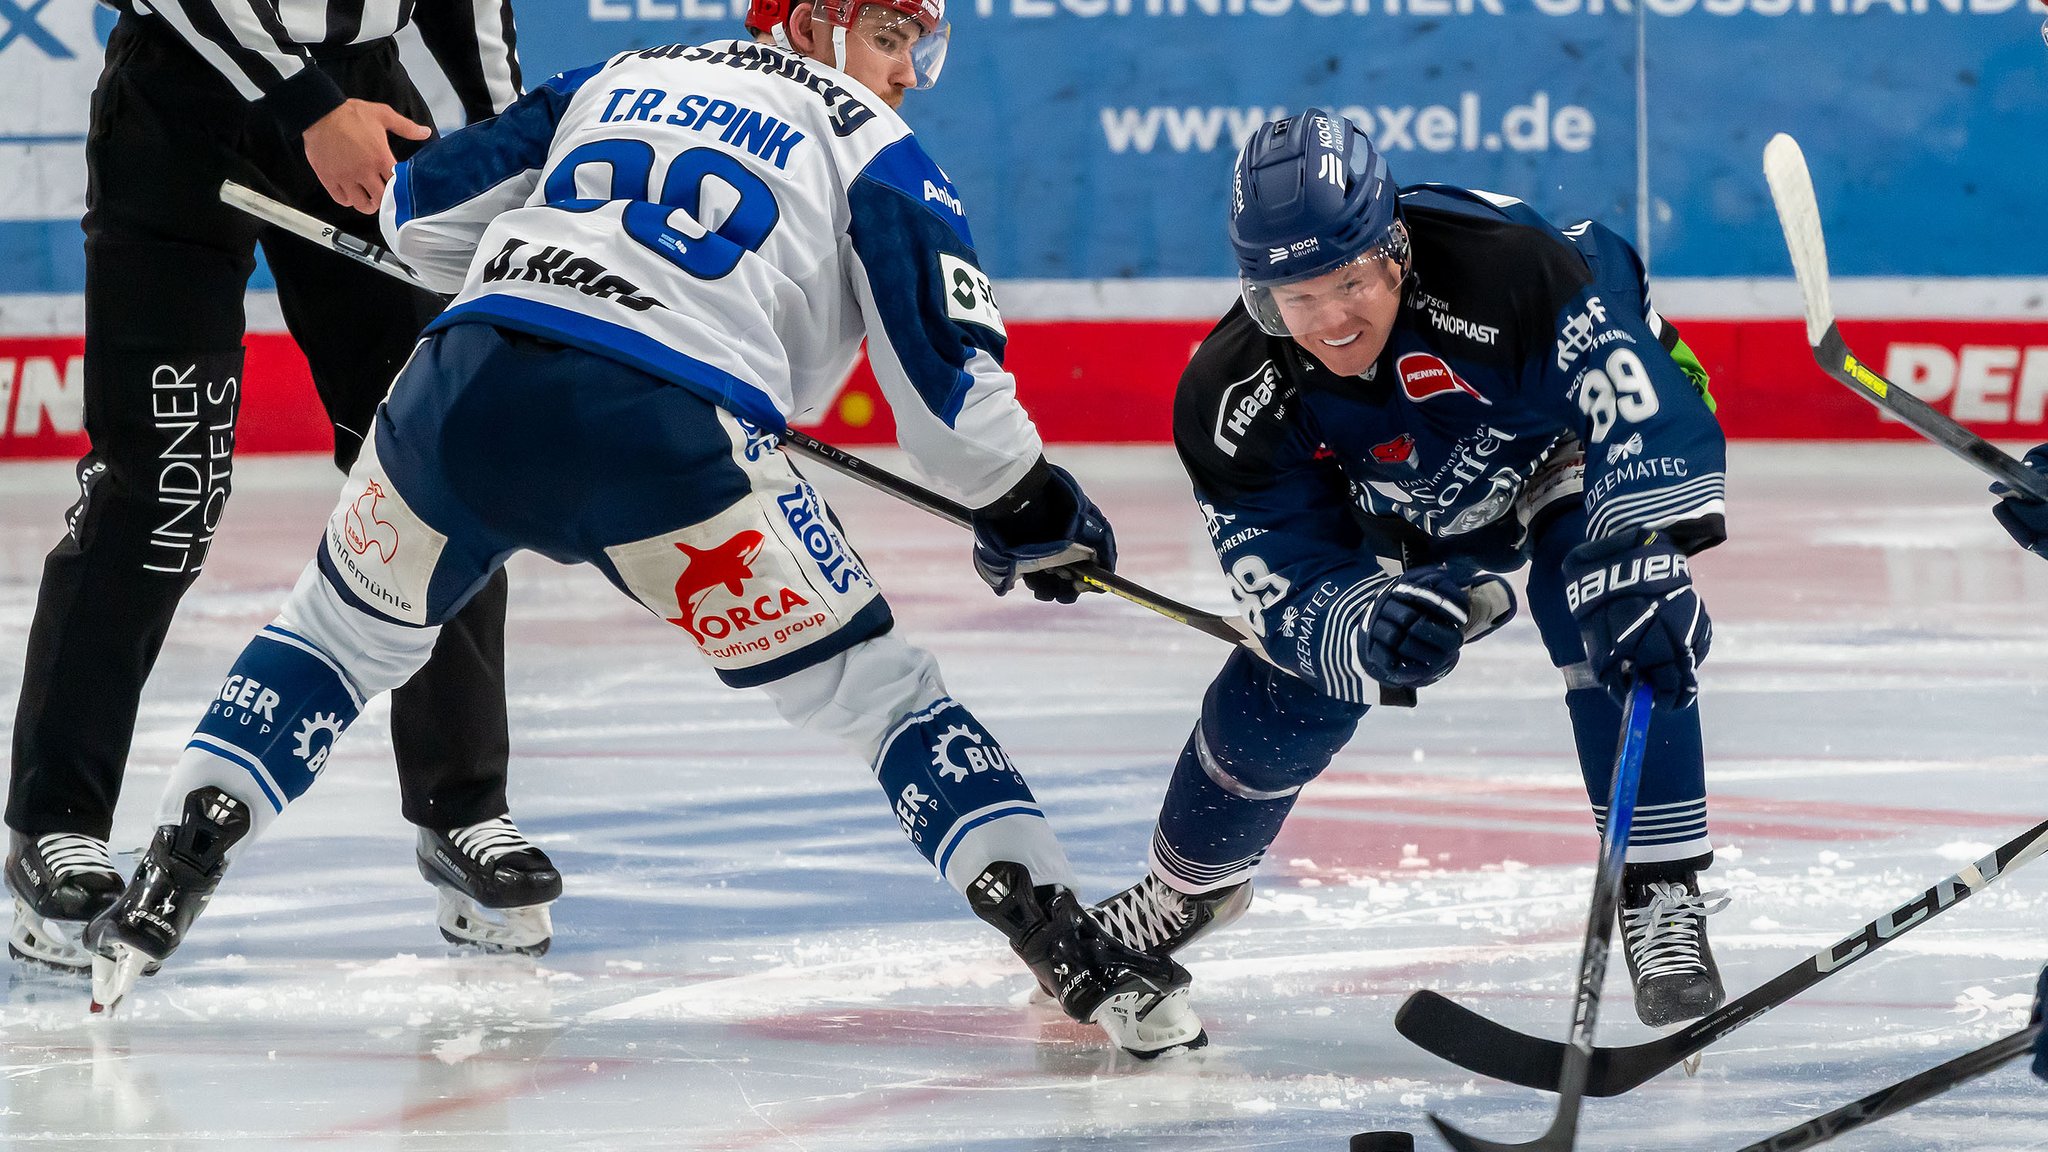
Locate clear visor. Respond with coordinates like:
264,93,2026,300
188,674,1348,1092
854,6,950,89
1241,222,1409,338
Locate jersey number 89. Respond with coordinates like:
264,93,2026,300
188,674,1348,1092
544,138,781,281
1227,555,1291,637
1576,347,1659,444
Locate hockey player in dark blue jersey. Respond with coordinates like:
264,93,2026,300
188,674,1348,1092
1087,109,1730,1028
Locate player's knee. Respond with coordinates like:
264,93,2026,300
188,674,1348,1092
759,635,947,759
1198,650,1364,794
276,561,439,696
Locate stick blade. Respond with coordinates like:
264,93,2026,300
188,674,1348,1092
1396,990,1570,1091
1762,133,1835,347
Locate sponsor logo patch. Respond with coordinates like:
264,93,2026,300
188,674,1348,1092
1396,353,1490,405
938,252,1005,336
1370,433,1416,465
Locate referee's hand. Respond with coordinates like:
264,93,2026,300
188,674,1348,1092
304,99,432,215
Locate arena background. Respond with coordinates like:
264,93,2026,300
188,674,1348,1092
2,1,2044,458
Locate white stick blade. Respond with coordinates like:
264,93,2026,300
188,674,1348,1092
1762,134,1835,347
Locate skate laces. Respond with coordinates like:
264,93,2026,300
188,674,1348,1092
1092,874,1193,953
448,817,537,867
36,833,117,880
1623,880,1730,981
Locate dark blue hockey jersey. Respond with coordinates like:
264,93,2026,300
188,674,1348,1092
1174,185,1727,703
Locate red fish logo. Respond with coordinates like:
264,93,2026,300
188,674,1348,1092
667,530,766,641
1397,353,1490,405
1370,434,1416,465
343,481,399,563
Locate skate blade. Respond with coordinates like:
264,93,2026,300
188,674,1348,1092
9,898,95,973
435,889,553,956
89,943,150,1015
1092,986,1208,1059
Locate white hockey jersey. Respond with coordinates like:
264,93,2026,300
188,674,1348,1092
381,40,1041,507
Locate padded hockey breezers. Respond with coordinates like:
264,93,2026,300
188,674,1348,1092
6,832,123,970
1620,859,1729,1026
967,860,1205,1058
1090,872,1252,958
86,787,250,1012
416,816,561,956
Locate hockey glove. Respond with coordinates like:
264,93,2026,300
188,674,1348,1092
1361,565,1478,689
971,459,1117,604
1562,529,1712,711
1989,444,2048,559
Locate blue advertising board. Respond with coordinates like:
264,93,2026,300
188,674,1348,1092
0,0,2042,297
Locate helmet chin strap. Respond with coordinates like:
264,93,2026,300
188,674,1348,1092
771,24,793,50
831,25,848,71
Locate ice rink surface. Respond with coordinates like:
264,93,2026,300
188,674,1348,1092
2,442,2045,1151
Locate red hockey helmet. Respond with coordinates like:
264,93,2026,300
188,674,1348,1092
813,0,949,89
743,0,791,38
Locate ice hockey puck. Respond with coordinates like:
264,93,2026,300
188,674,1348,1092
1348,1132,1415,1152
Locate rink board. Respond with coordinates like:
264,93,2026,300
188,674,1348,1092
5,315,2048,458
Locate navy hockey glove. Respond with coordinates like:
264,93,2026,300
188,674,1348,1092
1562,529,1712,711
971,459,1116,604
1362,566,1472,689
1989,444,2048,559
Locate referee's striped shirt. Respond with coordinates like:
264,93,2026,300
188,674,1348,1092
111,0,523,134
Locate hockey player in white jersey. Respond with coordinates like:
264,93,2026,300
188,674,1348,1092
83,1,1204,1057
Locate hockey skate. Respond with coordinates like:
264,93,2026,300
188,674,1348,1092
416,816,561,956
1090,872,1252,958
85,787,250,1013
967,860,1206,1058
1619,859,1730,1026
6,831,124,971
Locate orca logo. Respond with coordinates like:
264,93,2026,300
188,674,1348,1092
1396,353,1490,406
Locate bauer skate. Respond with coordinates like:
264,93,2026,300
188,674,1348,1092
1620,859,1730,1026
7,831,123,971
417,816,560,956
1090,872,1252,958
85,787,250,1013
967,860,1206,1058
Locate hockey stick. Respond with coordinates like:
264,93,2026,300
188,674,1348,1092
1729,1023,2041,1152
216,180,1415,706
1393,817,2048,1097
1426,680,1654,1152
1760,134,2048,503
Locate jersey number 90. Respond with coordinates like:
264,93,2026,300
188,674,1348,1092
544,138,781,281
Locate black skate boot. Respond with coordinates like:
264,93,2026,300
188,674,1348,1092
967,860,1205,1058
1619,858,1729,1027
1090,872,1252,958
417,816,561,956
6,831,124,971
85,787,251,1012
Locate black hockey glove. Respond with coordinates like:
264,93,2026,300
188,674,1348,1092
971,459,1117,604
1562,529,1712,711
1990,444,2048,559
1360,564,1516,689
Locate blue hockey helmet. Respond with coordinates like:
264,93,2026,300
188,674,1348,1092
1229,108,1408,336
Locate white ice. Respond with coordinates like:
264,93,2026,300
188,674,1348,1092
3,443,2045,1151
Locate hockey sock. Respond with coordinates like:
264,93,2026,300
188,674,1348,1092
175,624,365,823
873,697,1075,893
1565,685,1710,865
1149,725,1303,894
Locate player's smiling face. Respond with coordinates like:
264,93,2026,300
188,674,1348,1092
1271,249,1404,377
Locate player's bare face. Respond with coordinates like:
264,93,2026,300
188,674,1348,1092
1273,252,1404,377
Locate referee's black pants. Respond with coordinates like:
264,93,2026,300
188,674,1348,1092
7,15,511,841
